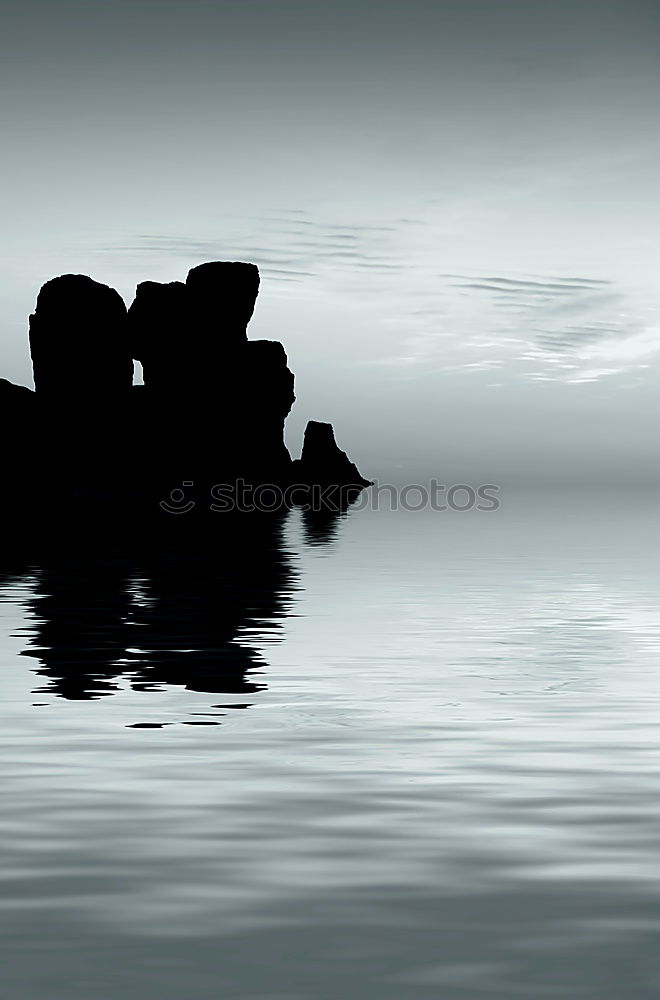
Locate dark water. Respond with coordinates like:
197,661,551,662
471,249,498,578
3,495,660,999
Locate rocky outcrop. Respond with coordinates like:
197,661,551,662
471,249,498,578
29,274,132,400
290,422,372,541
27,275,133,499
186,261,260,350
0,379,37,515
293,421,371,488
127,263,296,487
5,260,370,523
128,280,189,391
0,377,35,415
129,262,260,392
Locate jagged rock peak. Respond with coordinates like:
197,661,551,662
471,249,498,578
300,420,338,460
297,420,371,488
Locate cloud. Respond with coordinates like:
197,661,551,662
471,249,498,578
96,209,660,386
419,272,660,383
98,211,408,288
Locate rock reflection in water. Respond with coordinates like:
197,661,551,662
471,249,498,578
18,512,300,709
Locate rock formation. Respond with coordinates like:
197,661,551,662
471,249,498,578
29,274,132,400
186,260,260,348
27,275,134,499
128,280,189,391
0,377,35,421
129,262,260,391
293,420,371,489
3,260,370,525
127,263,297,487
0,379,37,518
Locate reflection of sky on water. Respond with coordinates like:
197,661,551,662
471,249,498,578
3,501,660,996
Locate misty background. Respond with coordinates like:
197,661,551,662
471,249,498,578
2,0,660,485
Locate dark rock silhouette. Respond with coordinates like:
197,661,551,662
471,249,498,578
0,377,35,411
27,275,134,504
294,420,371,489
230,339,296,482
291,420,371,516
0,379,37,521
129,262,260,390
3,261,370,527
186,260,260,348
128,280,189,390
0,262,368,714
0,378,36,441
29,274,132,399
127,263,296,491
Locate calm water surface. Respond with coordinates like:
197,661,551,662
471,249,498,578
2,495,660,999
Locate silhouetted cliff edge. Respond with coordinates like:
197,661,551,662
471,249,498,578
1,261,370,530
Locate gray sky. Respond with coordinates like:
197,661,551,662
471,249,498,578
2,0,660,484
